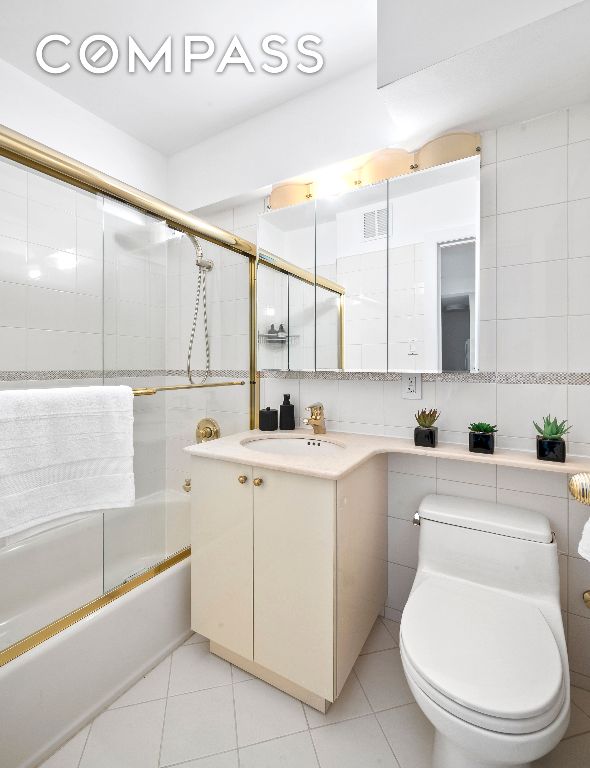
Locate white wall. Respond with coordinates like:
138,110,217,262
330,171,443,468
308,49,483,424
0,59,167,199
377,0,582,87
168,66,395,211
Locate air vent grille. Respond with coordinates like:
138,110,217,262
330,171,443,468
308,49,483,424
363,208,387,240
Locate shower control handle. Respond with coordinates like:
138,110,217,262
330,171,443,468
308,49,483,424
238,475,248,484
253,477,263,487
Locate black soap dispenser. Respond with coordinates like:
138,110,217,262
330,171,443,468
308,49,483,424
279,394,295,431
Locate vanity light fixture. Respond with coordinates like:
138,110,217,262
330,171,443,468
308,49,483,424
268,132,481,209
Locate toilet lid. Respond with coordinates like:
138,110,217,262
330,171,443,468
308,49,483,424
401,577,563,722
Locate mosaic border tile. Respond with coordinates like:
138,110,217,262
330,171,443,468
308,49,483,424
0,369,249,382
259,370,590,385
3,370,590,385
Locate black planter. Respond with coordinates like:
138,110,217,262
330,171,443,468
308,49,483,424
469,432,495,454
414,426,438,448
537,435,566,463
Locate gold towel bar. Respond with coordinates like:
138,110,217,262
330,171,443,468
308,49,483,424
133,381,246,396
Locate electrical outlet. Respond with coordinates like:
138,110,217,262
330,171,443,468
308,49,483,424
401,373,422,400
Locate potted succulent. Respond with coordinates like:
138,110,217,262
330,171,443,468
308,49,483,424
534,415,571,463
468,422,497,454
414,408,440,448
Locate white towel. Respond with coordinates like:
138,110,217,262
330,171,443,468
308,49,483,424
0,386,135,537
579,518,590,561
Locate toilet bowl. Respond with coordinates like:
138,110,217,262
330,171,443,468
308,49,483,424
400,494,570,768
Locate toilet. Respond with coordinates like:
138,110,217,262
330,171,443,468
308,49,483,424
400,494,570,768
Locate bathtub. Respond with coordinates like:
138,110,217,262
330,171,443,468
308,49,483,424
0,556,191,768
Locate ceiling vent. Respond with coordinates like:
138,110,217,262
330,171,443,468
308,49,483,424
363,208,388,240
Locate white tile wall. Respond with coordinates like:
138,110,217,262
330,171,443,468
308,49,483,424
497,146,567,213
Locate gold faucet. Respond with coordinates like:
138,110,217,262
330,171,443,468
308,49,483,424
303,403,326,435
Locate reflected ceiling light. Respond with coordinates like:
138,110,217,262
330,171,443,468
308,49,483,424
28,268,41,280
50,251,77,270
312,173,349,199
103,198,146,226
264,306,275,317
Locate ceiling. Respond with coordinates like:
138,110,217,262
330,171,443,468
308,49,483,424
0,0,376,156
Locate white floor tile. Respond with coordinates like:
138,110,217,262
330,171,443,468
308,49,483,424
239,731,319,768
233,678,307,747
382,618,401,644
184,631,209,645
160,686,237,766
304,673,371,728
311,714,399,768
377,703,434,768
361,619,398,654
40,725,90,768
533,732,590,767
572,686,590,718
168,642,232,696
172,751,239,768
109,657,170,709
231,664,254,683
79,699,165,768
564,703,590,739
354,649,414,712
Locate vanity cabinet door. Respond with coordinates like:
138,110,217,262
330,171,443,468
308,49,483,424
191,457,253,660
253,469,336,700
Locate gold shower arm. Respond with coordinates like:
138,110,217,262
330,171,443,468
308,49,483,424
132,381,245,396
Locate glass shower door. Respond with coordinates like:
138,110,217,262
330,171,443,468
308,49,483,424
102,199,170,591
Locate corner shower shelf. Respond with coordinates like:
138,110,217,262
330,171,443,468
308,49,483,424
258,333,299,345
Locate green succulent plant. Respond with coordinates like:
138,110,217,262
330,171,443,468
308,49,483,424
468,422,498,434
534,414,571,440
415,408,440,428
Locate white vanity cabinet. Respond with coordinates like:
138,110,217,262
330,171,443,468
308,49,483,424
190,454,387,711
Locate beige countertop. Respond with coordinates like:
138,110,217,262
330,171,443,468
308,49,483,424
185,428,590,481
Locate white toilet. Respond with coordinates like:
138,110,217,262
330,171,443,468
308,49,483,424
400,494,570,768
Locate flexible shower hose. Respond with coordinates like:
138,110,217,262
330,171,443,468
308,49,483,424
186,235,211,384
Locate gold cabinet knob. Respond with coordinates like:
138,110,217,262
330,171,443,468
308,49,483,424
253,477,263,487
584,590,590,609
183,478,192,493
238,475,248,484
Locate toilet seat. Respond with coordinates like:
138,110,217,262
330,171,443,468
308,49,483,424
400,576,565,735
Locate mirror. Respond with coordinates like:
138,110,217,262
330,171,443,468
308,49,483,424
257,201,315,370
316,182,388,371
256,155,480,373
439,239,476,371
387,155,479,372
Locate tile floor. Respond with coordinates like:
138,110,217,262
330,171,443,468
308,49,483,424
40,618,590,768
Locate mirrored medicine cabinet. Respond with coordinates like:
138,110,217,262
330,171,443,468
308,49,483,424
256,155,480,374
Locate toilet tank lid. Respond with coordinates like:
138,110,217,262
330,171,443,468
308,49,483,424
417,494,553,543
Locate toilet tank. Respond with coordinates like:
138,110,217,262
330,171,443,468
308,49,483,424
414,494,560,605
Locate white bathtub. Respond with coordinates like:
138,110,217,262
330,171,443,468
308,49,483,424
0,557,191,768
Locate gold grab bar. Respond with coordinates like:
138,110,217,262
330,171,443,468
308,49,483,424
133,381,246,397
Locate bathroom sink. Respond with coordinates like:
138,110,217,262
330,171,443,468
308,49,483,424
241,436,345,456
